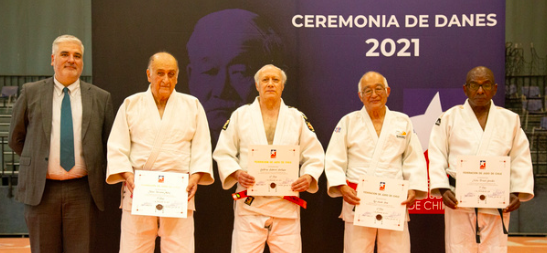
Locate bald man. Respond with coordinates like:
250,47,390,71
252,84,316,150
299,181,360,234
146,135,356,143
428,66,534,253
325,71,427,253
106,52,214,253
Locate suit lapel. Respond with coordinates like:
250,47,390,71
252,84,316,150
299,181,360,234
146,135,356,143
80,81,92,140
41,78,54,143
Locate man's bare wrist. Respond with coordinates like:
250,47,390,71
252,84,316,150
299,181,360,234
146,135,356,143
234,170,240,180
439,188,450,195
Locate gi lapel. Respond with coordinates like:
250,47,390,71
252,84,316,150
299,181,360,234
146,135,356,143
250,98,269,145
272,99,288,145
145,87,162,132
360,106,379,144
40,78,54,144
476,101,497,156
461,99,484,154
360,107,391,176
142,88,176,170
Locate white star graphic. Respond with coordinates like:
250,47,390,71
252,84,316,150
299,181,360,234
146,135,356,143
410,92,443,152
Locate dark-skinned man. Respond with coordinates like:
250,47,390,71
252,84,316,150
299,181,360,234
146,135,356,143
429,66,534,253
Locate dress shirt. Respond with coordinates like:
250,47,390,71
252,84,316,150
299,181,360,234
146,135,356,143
47,77,87,180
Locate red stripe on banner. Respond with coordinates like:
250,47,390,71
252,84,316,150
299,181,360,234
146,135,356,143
408,150,445,214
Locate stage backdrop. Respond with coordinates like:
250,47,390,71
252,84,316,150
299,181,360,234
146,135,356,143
92,1,505,252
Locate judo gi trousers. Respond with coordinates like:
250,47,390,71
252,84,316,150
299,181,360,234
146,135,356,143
343,221,410,253
445,208,509,253
120,210,194,253
232,214,301,253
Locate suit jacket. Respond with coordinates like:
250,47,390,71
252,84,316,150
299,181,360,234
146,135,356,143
9,77,114,211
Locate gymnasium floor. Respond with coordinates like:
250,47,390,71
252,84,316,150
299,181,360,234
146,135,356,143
1,236,546,253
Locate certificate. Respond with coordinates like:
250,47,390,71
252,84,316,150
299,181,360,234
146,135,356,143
456,156,510,209
131,170,188,218
353,175,408,231
247,145,300,196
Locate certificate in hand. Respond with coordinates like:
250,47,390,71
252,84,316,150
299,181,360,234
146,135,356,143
247,145,300,196
353,175,408,231
131,170,188,218
456,156,510,209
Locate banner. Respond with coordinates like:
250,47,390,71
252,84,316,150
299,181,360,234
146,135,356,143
93,1,505,252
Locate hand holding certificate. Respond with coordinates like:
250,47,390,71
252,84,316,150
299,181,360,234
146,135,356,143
353,175,408,231
247,145,300,196
456,156,510,209
131,170,189,218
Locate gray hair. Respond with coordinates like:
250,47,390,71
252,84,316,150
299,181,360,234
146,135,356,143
358,72,389,92
254,64,287,84
52,35,84,55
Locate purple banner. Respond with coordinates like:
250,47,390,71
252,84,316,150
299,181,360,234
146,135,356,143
92,1,505,252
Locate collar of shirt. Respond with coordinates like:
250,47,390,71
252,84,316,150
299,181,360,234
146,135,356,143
53,77,81,97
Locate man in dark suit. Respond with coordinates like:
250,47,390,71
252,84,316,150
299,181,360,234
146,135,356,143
8,34,114,253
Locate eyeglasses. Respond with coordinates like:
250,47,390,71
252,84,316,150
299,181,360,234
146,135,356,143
361,86,386,96
467,83,492,91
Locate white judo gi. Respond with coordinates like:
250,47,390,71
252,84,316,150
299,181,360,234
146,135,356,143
428,100,534,253
325,106,428,253
213,98,324,253
106,88,214,253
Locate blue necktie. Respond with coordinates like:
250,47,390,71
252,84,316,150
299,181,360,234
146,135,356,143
60,87,75,171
